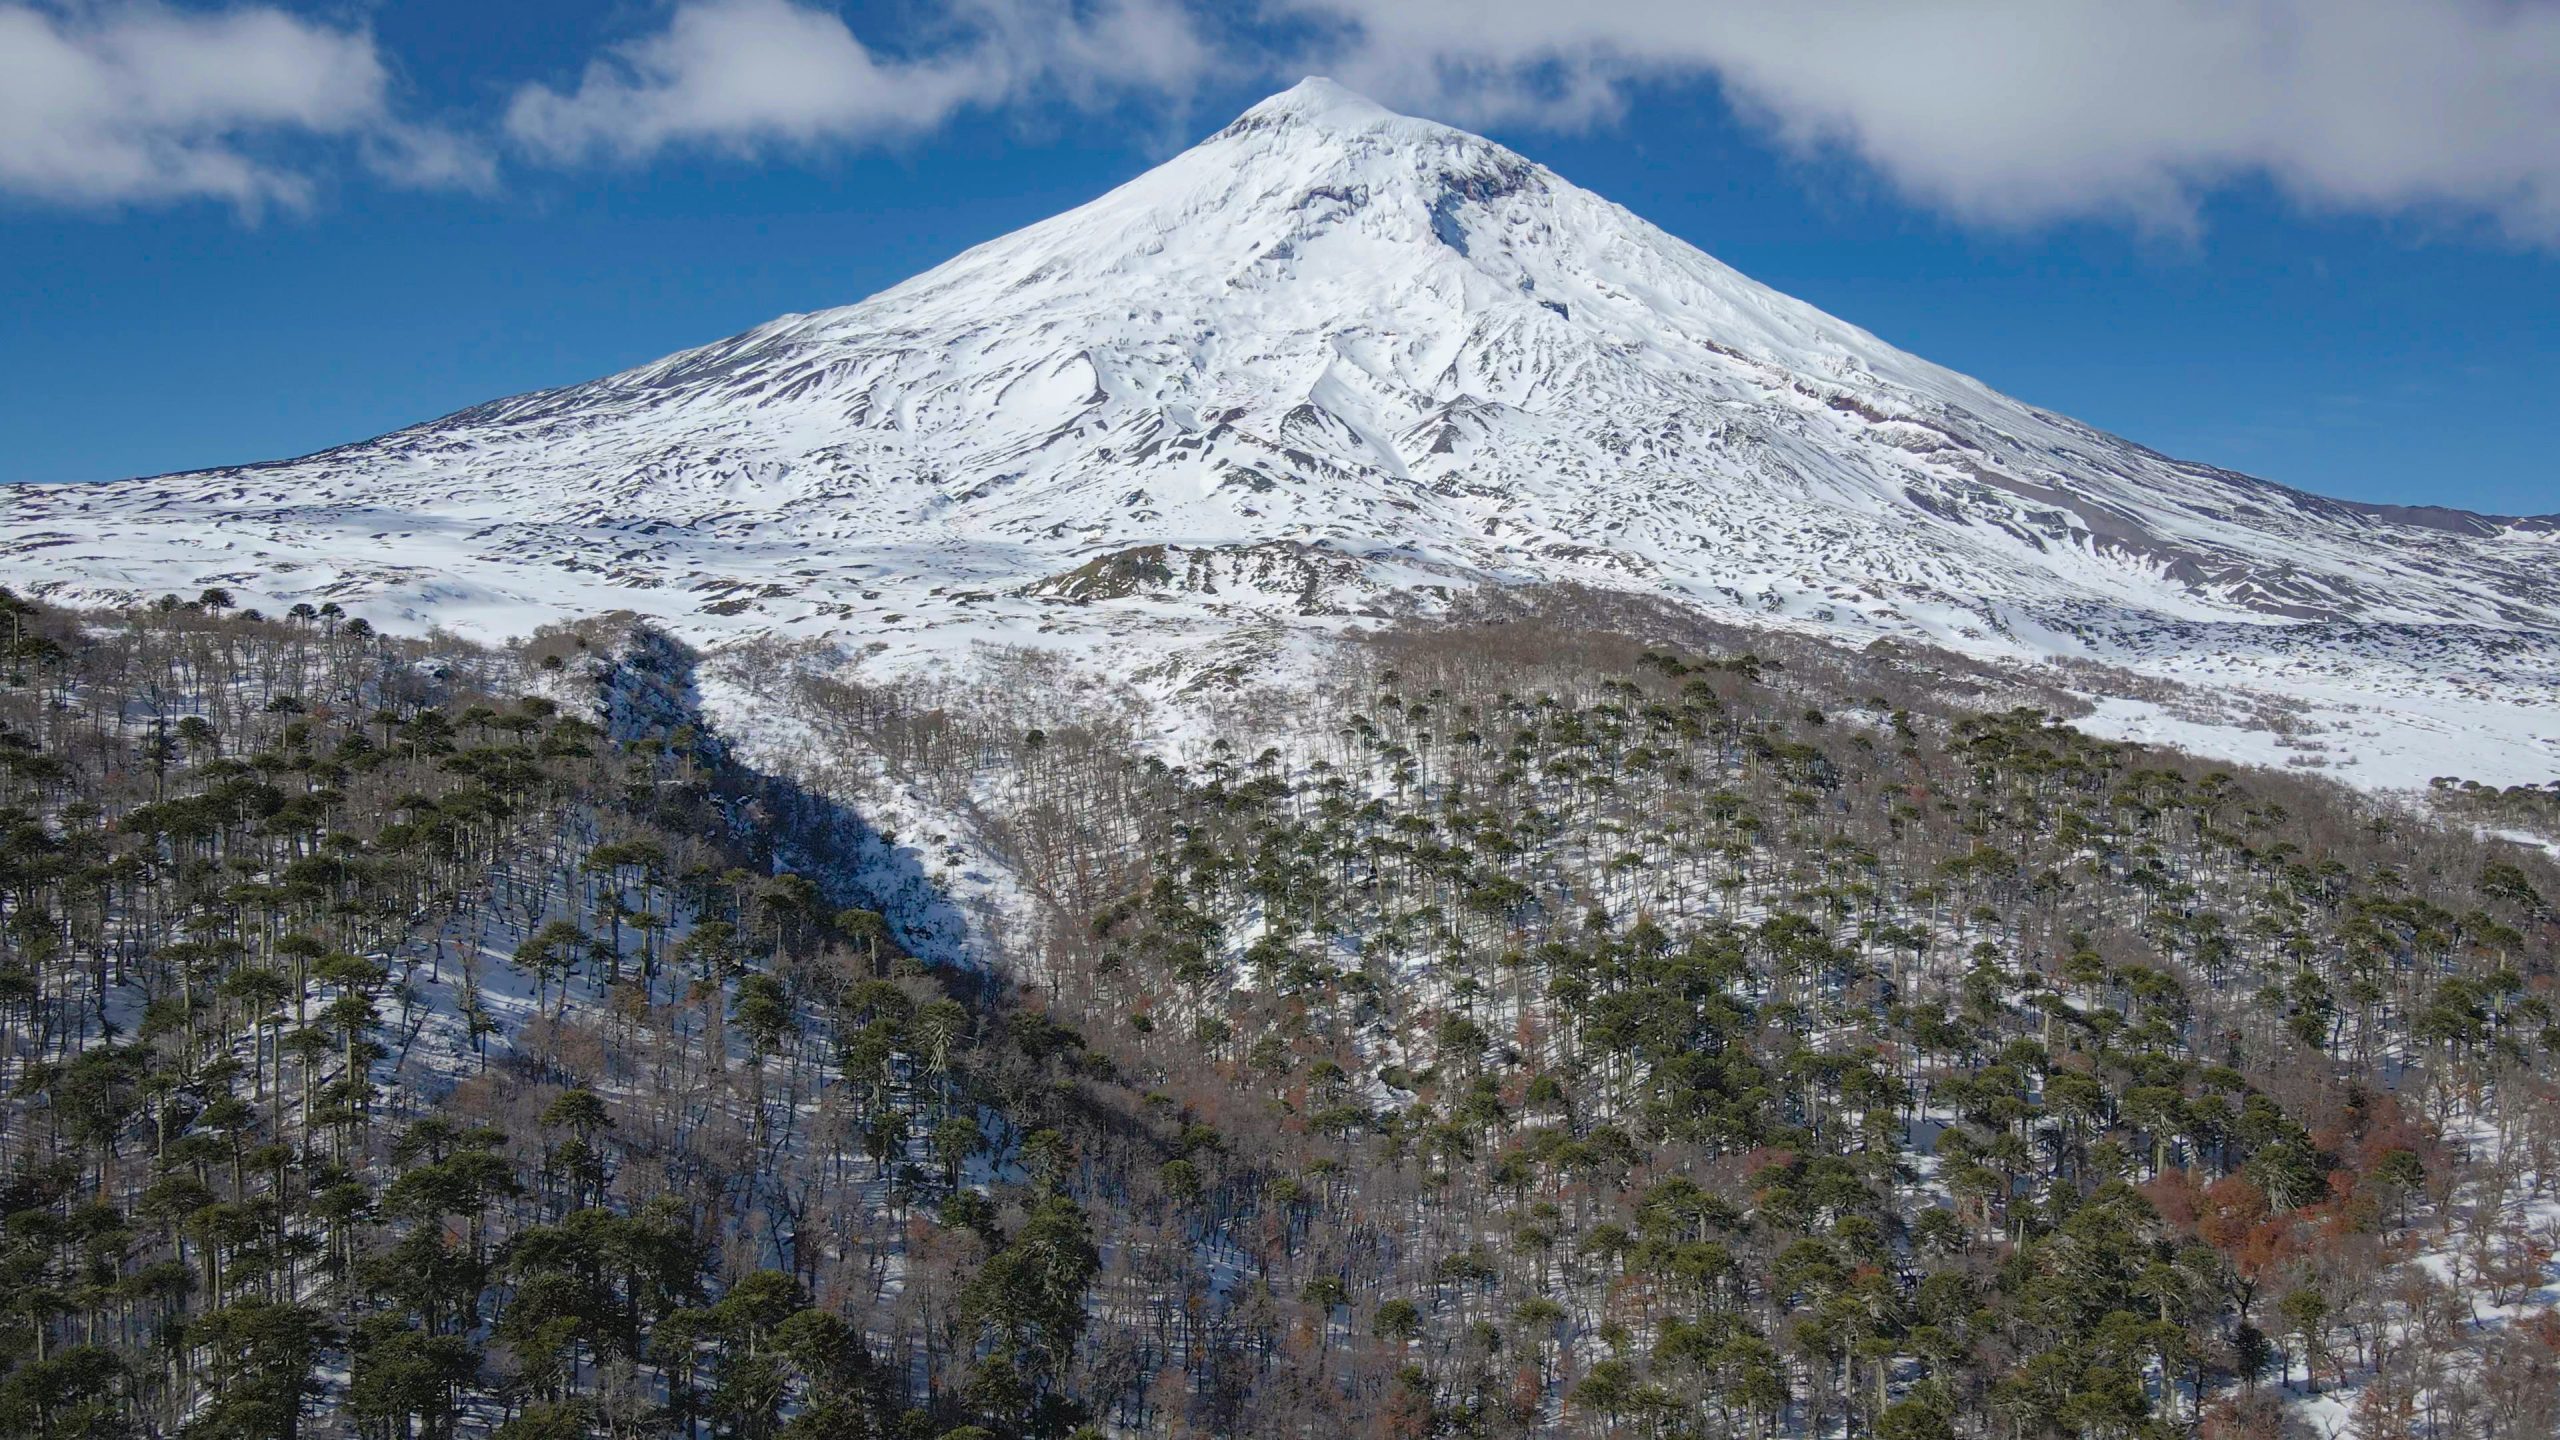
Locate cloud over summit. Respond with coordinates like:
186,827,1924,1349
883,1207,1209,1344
1285,0,2560,241
8,0,2560,247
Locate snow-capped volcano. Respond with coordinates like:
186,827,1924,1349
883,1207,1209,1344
7,79,2557,786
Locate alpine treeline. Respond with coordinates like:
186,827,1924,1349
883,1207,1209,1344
0,586,2552,1439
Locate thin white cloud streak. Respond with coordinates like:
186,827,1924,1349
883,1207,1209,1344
0,1,488,210
1276,0,2560,241
504,0,1217,164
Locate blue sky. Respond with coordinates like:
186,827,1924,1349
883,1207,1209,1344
2,0,2555,515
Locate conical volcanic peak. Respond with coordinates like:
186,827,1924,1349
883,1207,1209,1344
1224,75,1410,133
3,79,2556,791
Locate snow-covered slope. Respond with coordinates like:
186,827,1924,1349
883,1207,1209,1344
7,79,2556,787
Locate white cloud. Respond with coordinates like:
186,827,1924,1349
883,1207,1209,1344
0,1,488,210
17,0,2555,244
505,0,1215,164
1276,0,2560,241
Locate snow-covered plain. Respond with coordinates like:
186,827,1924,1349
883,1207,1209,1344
5,78,2554,791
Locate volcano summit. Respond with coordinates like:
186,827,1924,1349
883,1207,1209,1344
7,79,2555,787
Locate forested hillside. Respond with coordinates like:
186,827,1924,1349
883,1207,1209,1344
0,587,2552,1439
